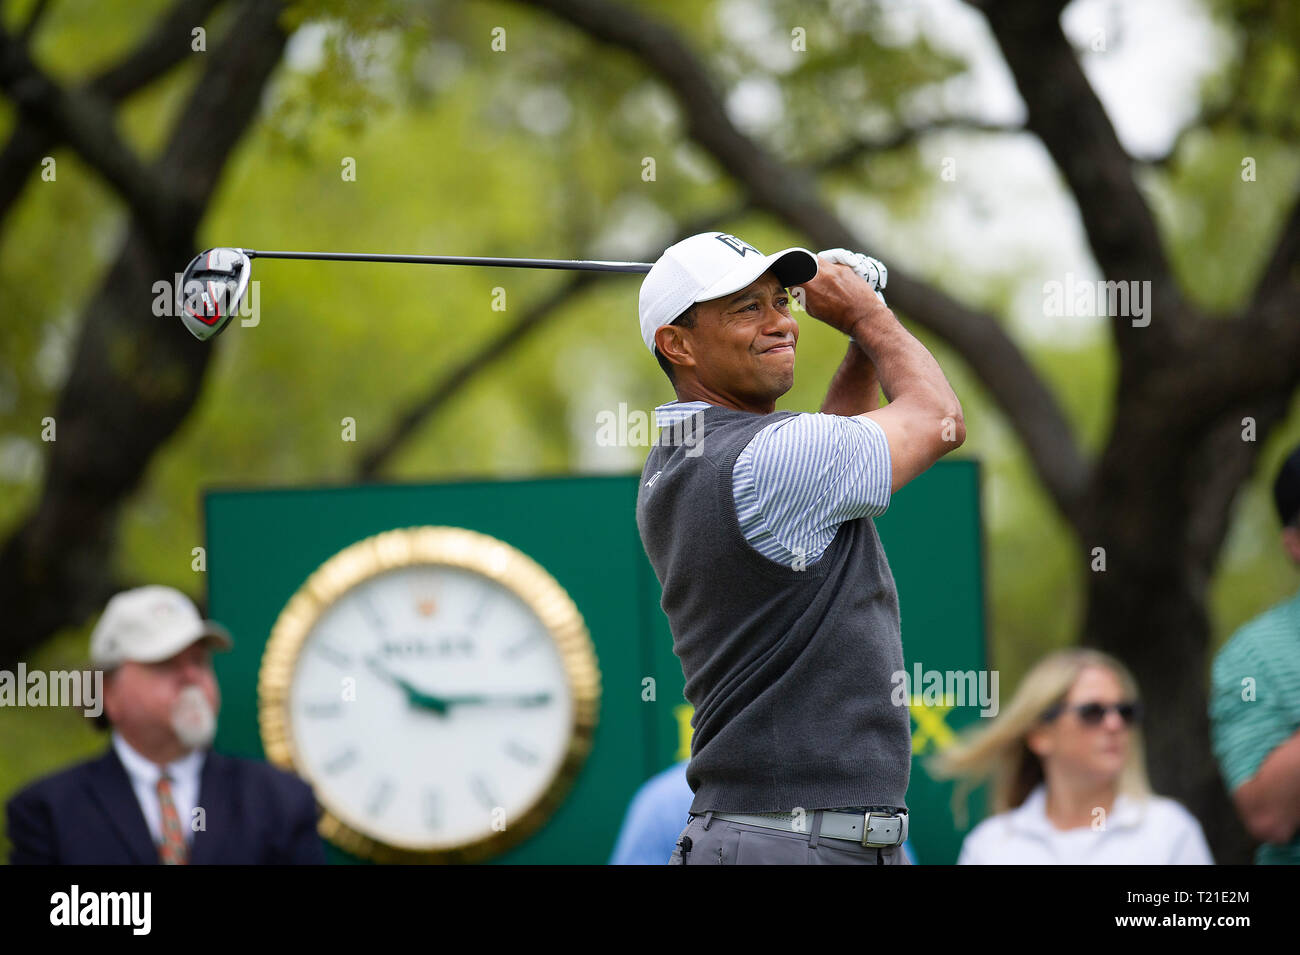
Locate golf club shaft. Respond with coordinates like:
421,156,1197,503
244,250,652,274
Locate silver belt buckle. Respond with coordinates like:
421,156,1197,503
861,810,908,848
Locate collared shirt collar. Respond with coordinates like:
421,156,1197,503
653,400,711,430
1008,783,1146,836
111,731,206,785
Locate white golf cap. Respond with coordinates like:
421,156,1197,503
90,585,233,669
638,232,819,353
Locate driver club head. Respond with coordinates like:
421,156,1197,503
178,248,252,341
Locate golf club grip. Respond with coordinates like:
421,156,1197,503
244,250,652,273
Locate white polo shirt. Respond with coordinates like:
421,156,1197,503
957,784,1213,864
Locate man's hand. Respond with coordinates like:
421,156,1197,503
818,248,887,305
794,255,889,335
798,250,966,495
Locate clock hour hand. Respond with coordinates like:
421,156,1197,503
365,656,451,716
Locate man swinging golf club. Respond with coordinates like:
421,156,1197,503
635,231,966,865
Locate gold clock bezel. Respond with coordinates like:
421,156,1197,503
258,526,601,864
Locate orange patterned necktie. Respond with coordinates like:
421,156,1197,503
156,774,189,865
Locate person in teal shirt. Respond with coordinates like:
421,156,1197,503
1210,445,1300,864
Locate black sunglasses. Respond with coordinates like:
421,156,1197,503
1041,701,1143,726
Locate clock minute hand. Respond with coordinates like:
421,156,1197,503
439,692,553,710
364,656,451,716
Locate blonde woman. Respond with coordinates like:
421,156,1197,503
929,649,1212,864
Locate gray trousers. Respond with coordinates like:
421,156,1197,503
668,811,911,865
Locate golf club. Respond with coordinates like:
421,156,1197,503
176,247,654,342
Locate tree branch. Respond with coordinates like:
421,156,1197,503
1247,189,1300,335
0,20,183,248
0,0,221,227
91,0,222,100
357,272,598,478
803,119,1022,172
18,0,55,44
517,0,1091,525
970,0,1182,349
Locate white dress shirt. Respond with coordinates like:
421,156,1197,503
111,732,206,848
957,784,1214,864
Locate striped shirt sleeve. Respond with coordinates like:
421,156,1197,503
735,413,892,564
1209,628,1297,791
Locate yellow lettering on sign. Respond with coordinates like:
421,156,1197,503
673,699,954,760
909,696,956,755
674,704,694,761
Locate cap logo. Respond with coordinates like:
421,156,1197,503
715,234,759,257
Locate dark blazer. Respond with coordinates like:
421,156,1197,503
6,747,327,864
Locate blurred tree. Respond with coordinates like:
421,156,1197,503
0,0,287,664
2,0,1298,866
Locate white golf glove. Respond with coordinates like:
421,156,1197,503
818,248,887,306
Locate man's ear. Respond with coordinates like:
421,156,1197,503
655,324,694,369
101,668,120,723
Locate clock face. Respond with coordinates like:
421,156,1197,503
291,566,575,851
259,527,599,863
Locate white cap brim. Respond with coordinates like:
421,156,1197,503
694,247,819,304
99,621,233,668
639,234,820,353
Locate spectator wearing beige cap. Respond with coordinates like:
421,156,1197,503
6,586,326,864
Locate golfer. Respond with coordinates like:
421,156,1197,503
635,232,965,865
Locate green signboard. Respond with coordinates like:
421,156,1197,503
205,460,985,864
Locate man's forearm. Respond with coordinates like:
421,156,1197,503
1235,727,1300,844
849,300,959,417
820,340,880,416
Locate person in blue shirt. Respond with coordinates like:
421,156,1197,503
609,761,695,865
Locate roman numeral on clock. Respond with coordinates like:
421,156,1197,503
504,739,539,765
423,790,442,830
469,774,498,810
367,778,395,817
323,746,359,776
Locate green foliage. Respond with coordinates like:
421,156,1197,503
1150,131,1300,312
3,0,1300,846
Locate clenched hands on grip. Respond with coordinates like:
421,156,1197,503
794,256,966,495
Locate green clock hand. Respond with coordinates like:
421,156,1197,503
365,656,451,716
366,658,551,715
439,692,553,710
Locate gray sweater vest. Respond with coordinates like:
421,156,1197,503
636,404,911,813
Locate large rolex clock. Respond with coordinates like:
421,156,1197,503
258,526,600,863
